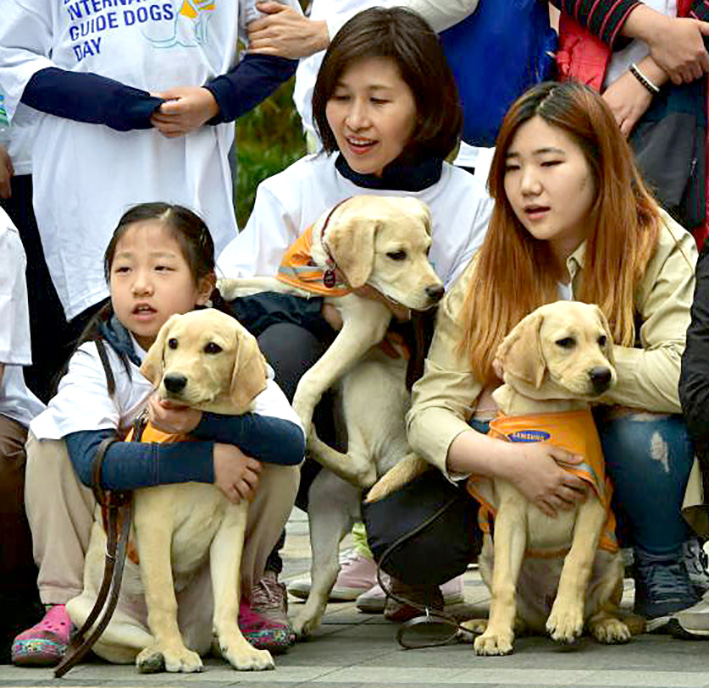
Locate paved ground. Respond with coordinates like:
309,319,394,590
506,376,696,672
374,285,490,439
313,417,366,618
4,510,709,688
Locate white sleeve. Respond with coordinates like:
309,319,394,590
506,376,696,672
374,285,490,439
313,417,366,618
326,0,479,38
30,344,126,439
252,370,303,430
216,180,301,278
0,214,31,366
0,0,55,120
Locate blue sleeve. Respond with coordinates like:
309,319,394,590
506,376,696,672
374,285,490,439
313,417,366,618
21,67,164,131
65,429,215,490
204,54,298,124
193,412,305,466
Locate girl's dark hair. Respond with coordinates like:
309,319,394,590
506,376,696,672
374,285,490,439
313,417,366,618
103,202,215,284
56,203,224,397
312,7,462,162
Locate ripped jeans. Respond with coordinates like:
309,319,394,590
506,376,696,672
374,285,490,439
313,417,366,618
595,410,695,558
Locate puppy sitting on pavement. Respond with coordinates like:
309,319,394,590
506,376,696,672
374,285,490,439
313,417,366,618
67,309,280,673
370,301,639,655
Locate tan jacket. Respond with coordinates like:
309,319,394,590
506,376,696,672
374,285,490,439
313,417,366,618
407,212,698,477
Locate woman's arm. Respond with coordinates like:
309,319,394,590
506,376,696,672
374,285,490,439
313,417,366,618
599,215,698,412
680,251,709,455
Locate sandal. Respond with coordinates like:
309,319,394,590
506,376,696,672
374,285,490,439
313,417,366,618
11,604,74,667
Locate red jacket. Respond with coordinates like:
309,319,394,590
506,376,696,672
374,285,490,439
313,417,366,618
556,0,708,248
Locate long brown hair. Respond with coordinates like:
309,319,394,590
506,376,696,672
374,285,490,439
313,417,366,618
460,81,660,385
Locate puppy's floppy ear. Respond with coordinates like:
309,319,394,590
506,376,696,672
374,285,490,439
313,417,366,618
594,305,616,366
140,313,181,385
495,311,547,389
229,326,268,414
326,211,378,289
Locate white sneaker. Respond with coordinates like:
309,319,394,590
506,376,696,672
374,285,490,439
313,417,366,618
288,551,377,601
355,574,465,614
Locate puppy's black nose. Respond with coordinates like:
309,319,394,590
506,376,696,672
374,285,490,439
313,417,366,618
426,284,445,302
163,373,187,394
589,367,612,394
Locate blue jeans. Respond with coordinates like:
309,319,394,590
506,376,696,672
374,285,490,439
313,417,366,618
595,411,694,558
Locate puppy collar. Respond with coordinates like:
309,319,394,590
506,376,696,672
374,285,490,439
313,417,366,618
320,198,351,288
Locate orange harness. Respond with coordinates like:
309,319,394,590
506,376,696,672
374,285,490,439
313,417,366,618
276,224,352,297
466,408,618,557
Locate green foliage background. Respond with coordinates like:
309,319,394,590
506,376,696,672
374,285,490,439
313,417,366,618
234,77,306,228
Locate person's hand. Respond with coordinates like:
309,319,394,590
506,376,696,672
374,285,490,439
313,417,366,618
147,394,203,434
247,1,329,59
150,87,219,138
352,284,412,322
0,145,14,199
213,443,261,503
602,70,654,137
644,15,709,84
507,443,588,519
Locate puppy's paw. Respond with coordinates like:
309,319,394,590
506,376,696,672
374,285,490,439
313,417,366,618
224,644,274,671
292,612,320,640
137,644,203,673
589,617,631,645
546,605,584,644
474,629,514,656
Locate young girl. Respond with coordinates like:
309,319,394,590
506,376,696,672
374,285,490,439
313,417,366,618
365,81,702,633
216,6,494,621
11,203,305,666
0,0,301,398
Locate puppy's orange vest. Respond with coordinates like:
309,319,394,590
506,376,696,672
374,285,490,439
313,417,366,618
276,225,352,297
467,409,618,557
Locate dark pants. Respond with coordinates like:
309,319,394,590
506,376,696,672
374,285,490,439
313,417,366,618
0,415,43,662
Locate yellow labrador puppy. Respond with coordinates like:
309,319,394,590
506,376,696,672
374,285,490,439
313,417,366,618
67,309,275,673
219,195,444,439
370,301,634,654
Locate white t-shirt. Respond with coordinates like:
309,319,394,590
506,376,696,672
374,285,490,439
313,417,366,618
0,208,45,427
31,334,301,441
217,153,494,290
0,0,299,320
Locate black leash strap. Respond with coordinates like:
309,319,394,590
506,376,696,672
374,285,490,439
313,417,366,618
55,434,133,678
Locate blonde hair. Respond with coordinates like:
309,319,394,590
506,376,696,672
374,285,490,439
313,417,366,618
459,82,659,385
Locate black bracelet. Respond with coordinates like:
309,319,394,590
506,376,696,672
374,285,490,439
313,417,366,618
629,62,660,95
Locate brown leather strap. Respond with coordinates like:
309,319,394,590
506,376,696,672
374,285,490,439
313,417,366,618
55,436,132,677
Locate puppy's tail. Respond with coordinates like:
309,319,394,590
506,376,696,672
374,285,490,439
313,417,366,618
366,453,431,503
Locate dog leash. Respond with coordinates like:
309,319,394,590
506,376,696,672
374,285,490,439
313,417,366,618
373,494,477,650
54,421,143,677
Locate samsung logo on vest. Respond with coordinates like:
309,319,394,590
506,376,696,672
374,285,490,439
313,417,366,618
508,430,551,443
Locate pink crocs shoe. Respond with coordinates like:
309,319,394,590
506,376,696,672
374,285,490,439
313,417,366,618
238,598,294,654
11,604,74,667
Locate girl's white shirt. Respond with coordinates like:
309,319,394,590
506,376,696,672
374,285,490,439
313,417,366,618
216,153,494,290
0,0,301,320
30,329,302,441
0,208,45,427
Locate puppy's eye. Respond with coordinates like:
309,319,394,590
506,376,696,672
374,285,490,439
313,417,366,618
168,338,178,350
598,335,607,347
556,337,576,349
386,250,407,261
204,342,222,355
